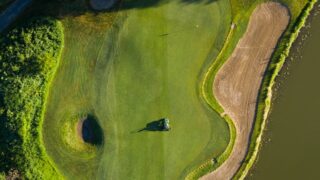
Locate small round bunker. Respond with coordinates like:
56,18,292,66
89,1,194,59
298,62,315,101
77,114,103,145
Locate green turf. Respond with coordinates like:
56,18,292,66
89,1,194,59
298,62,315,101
0,0,314,178
42,0,231,179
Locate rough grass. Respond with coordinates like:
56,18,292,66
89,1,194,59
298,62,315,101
61,113,99,154
0,17,64,179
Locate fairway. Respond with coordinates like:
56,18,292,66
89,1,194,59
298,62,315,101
42,0,231,179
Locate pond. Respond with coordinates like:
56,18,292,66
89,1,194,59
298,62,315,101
249,4,320,180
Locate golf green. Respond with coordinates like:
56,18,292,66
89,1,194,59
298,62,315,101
43,0,231,179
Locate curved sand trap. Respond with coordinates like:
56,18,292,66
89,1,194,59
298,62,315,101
202,2,290,179
90,0,117,10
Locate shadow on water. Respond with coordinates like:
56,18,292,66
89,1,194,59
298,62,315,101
81,115,104,145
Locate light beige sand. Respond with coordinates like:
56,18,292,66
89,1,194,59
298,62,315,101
77,119,84,141
202,2,290,179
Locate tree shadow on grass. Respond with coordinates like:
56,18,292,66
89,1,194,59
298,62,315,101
31,0,218,19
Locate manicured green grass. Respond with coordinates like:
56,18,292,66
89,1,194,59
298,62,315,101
1,0,314,179
41,0,232,179
0,17,64,179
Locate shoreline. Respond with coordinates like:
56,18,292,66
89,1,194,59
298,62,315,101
187,0,318,179
233,0,318,179
248,4,320,177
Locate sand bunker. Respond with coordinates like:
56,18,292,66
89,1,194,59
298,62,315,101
90,0,117,10
202,2,290,179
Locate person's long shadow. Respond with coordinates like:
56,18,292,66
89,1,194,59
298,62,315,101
137,119,164,132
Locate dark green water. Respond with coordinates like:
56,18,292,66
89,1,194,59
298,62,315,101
249,4,320,180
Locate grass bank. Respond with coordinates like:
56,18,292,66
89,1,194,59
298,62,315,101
194,0,317,179
0,17,64,179
233,0,318,179
187,0,317,179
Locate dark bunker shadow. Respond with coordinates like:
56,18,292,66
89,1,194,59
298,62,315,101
81,115,104,145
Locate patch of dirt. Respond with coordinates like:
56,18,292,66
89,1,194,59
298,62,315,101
6,168,21,180
202,2,290,179
90,0,116,10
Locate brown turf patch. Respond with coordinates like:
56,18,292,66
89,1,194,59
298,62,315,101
202,2,290,179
